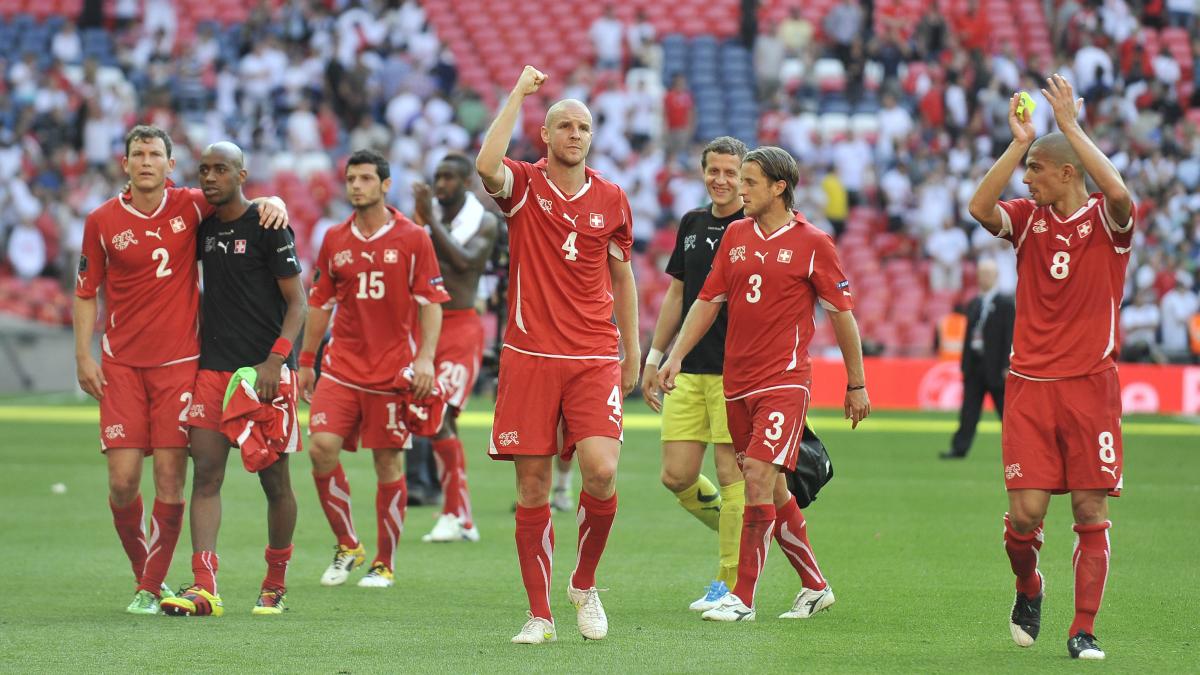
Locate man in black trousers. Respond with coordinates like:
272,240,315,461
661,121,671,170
941,258,1014,459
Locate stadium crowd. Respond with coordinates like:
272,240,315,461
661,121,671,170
0,0,1197,362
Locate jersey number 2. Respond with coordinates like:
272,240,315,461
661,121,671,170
152,248,172,278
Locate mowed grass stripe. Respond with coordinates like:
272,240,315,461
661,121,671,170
0,404,1195,436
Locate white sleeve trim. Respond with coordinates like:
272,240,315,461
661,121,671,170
818,298,843,312
413,294,431,306
995,207,1013,238
486,164,515,199
1102,200,1134,233
607,239,627,261
708,293,727,303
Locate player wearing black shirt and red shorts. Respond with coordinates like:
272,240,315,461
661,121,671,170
161,143,307,618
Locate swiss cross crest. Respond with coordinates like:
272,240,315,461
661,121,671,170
234,239,247,254
777,249,793,263
1077,222,1092,238
170,216,186,233
384,249,398,264
589,213,605,229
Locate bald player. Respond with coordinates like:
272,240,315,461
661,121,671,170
412,153,499,543
162,142,306,617
968,75,1135,660
478,66,639,644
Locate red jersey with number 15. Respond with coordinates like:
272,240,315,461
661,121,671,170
997,193,1133,379
488,157,633,358
699,214,854,399
75,186,214,367
308,207,450,390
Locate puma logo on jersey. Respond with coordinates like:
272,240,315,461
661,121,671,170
111,229,138,250
217,241,229,253
1056,233,1073,246
361,251,376,264
145,228,162,241
562,213,578,227
753,251,767,263
706,237,718,250
608,415,621,428
1100,465,1119,479
762,439,778,452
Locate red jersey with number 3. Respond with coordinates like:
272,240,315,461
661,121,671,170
308,208,450,390
699,214,854,399
75,187,214,367
487,157,633,358
997,193,1133,379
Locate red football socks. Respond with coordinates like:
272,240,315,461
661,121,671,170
109,495,148,583
732,503,777,607
571,491,617,590
137,499,184,595
433,437,474,528
1070,521,1111,636
262,545,293,591
313,464,360,548
373,477,407,570
515,504,555,621
774,496,827,591
192,551,219,594
1004,513,1045,597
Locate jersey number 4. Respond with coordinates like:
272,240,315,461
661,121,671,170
562,232,579,261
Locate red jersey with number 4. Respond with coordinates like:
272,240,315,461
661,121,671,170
75,186,214,367
997,193,1133,379
308,208,450,390
488,157,633,358
699,214,854,399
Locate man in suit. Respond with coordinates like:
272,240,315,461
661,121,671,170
941,258,1014,459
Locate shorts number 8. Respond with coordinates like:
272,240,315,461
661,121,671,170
1097,431,1116,464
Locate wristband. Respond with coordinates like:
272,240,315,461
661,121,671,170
271,338,293,358
646,348,664,367
299,351,316,368
847,384,866,391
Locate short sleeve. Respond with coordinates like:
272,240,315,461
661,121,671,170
607,190,634,262
698,233,732,303
75,213,106,299
408,231,451,306
264,227,302,278
996,198,1037,243
488,157,533,218
1098,195,1135,251
809,234,854,313
308,235,337,310
664,216,688,281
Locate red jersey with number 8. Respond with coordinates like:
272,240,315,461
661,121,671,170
997,193,1133,379
487,157,633,358
699,214,854,399
308,208,449,390
75,187,214,367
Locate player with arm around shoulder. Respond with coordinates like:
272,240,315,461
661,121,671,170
477,66,639,644
967,75,1134,660
659,146,870,623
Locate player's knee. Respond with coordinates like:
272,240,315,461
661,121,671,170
582,467,616,498
516,474,552,504
108,475,140,504
191,467,224,497
659,467,693,493
1071,501,1107,525
259,473,293,503
1006,509,1044,533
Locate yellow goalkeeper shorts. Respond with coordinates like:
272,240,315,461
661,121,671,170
661,373,733,444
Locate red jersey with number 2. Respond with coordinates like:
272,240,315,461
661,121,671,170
487,157,633,359
308,208,450,390
699,214,854,399
75,187,214,367
997,193,1133,379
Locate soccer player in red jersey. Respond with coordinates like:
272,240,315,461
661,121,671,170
477,66,640,644
74,125,286,614
659,146,871,623
300,150,449,589
160,142,306,618
967,75,1134,661
411,153,499,544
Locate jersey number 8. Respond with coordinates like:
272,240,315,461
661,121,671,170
1050,251,1070,280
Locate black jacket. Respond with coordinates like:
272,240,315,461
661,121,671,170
961,292,1015,389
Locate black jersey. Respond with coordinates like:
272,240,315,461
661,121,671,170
198,203,302,372
664,206,743,375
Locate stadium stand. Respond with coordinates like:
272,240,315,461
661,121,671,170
0,0,1196,367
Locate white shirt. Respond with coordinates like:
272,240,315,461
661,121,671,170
1160,288,1198,352
926,226,969,266
589,17,624,63
1121,303,1161,345
7,224,46,280
1074,46,1114,92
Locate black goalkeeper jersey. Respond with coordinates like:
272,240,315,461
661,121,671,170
197,203,301,372
664,206,743,375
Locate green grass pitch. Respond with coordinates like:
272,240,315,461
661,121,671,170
0,398,1196,673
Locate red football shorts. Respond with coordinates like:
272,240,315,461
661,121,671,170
188,369,232,432
1002,368,1123,495
99,359,198,453
725,385,812,472
308,376,412,451
489,348,623,461
435,308,484,412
